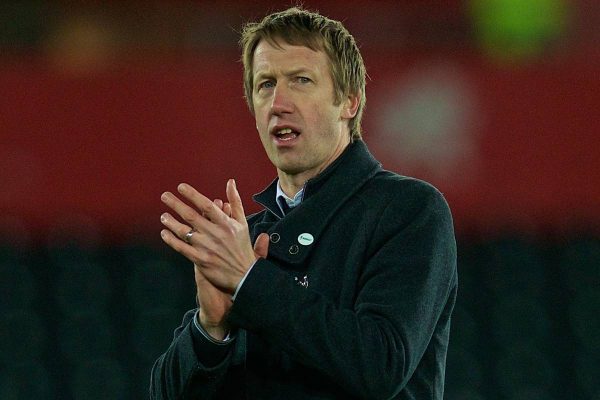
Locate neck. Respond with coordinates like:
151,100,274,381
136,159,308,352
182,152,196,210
277,136,351,198
277,173,307,199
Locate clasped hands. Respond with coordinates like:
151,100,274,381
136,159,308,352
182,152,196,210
160,179,269,338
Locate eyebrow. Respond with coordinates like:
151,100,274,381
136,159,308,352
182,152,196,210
254,67,314,81
284,68,313,77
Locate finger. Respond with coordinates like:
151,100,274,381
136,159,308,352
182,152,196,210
223,202,232,218
212,198,231,217
178,183,228,225
160,212,196,243
253,232,270,259
160,228,200,261
161,191,211,231
226,179,246,223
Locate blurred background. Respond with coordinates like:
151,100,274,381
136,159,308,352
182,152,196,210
1,0,599,399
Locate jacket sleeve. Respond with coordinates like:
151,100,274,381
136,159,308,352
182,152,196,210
149,309,236,399
226,182,457,399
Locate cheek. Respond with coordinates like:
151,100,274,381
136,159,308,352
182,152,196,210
254,108,269,133
302,103,326,127
305,104,337,132
255,117,271,149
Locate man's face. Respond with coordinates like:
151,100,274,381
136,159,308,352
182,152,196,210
252,39,355,180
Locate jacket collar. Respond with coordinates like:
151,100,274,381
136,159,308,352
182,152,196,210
251,140,381,266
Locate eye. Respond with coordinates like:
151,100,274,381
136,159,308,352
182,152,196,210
258,80,275,90
297,76,312,84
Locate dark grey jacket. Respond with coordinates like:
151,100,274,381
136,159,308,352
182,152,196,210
150,140,458,399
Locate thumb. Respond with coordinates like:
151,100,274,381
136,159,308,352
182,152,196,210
253,233,270,259
226,179,246,223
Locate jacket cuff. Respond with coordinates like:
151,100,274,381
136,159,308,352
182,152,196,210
191,310,235,367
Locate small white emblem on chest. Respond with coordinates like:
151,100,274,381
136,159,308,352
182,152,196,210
295,275,309,288
297,233,314,246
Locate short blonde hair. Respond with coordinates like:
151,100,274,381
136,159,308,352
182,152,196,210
240,7,366,140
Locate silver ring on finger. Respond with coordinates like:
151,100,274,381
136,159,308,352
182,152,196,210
184,228,197,244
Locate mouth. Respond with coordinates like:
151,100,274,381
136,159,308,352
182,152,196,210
272,127,300,144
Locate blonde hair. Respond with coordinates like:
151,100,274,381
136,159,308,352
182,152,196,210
240,7,366,140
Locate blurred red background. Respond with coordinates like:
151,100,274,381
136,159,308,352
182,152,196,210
1,0,598,241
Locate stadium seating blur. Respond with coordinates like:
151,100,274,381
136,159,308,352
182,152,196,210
1,229,598,399
0,230,195,399
445,234,600,399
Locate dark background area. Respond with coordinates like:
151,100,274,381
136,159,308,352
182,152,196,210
1,1,599,399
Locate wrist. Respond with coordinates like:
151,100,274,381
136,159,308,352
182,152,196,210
198,309,229,341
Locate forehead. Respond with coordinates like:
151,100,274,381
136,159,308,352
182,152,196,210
252,39,330,76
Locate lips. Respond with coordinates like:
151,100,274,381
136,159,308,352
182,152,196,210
271,125,301,145
274,128,298,141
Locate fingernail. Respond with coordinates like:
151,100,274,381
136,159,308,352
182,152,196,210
178,184,187,193
160,214,167,223
161,192,169,202
160,230,167,238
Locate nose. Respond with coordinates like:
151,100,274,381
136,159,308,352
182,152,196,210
270,83,294,115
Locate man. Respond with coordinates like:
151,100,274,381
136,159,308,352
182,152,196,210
151,7,457,400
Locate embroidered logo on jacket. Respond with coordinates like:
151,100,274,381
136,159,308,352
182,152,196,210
294,275,309,288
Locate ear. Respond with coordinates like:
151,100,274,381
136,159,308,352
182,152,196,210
341,91,361,120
